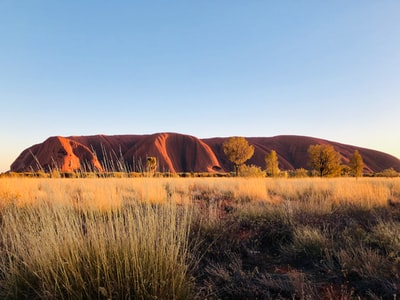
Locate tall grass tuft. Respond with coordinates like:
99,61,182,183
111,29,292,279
0,200,194,299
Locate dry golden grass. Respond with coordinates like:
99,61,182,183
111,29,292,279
1,176,400,299
0,178,196,299
2,177,399,208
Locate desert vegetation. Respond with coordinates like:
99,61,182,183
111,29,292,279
0,177,400,299
223,136,255,177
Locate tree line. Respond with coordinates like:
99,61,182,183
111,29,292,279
222,136,366,178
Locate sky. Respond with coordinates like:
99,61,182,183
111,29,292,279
0,1,399,172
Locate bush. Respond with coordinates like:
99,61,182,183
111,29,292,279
368,220,400,257
281,226,329,264
238,165,265,177
335,245,398,298
291,168,309,178
375,168,399,177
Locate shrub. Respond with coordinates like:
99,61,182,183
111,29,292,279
335,245,398,298
232,205,294,254
238,164,265,177
368,220,400,257
376,168,399,177
290,168,309,178
281,226,329,264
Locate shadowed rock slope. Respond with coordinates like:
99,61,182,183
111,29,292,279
10,133,400,173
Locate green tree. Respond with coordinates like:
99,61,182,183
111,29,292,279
349,150,364,178
308,144,342,177
265,150,280,177
146,156,157,177
223,137,254,176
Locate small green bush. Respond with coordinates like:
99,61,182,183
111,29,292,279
281,226,329,263
368,220,400,257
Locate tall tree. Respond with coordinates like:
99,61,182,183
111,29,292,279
223,137,254,176
265,150,280,177
349,150,364,178
308,144,342,177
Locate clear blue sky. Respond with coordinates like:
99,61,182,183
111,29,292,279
1,1,399,172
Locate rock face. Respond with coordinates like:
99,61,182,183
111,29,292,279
10,136,103,173
11,133,222,173
10,133,400,173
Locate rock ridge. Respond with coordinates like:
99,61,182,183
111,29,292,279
10,133,400,173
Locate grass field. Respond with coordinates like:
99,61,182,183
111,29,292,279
1,177,399,299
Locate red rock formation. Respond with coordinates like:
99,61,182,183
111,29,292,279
121,133,222,173
10,133,400,173
10,136,103,172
